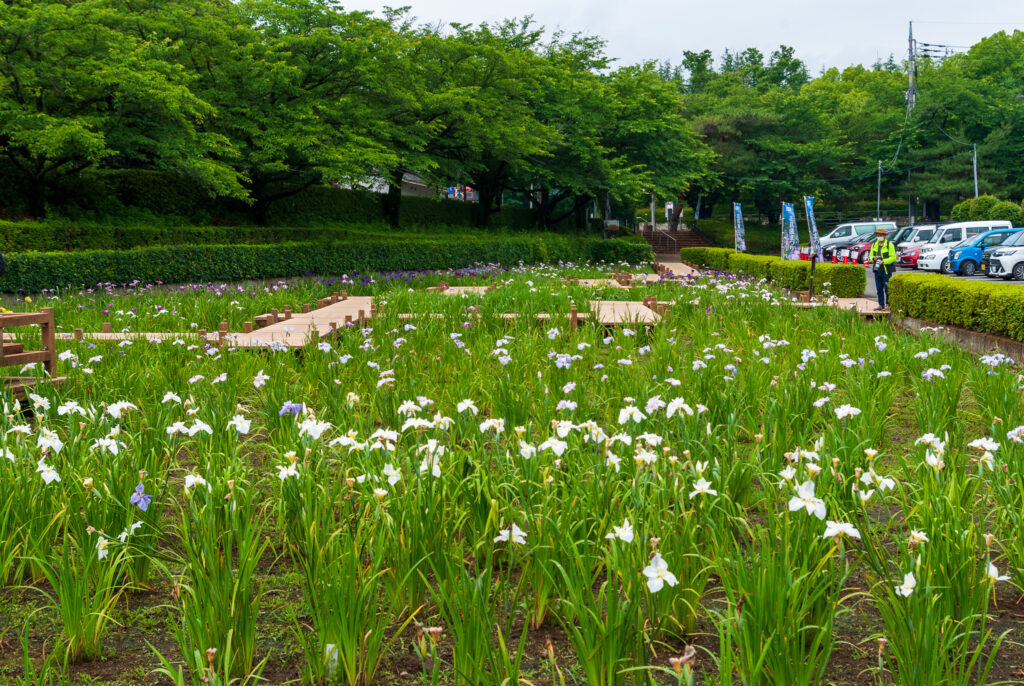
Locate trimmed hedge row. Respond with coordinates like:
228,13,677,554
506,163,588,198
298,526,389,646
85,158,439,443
680,247,866,298
0,220,376,253
1,235,653,293
0,216,583,254
889,273,1024,341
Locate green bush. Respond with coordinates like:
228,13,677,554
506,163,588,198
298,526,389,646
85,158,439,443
889,273,1024,341
0,235,653,293
0,217,594,254
681,247,866,298
728,253,776,280
968,195,1000,221
679,247,709,266
950,195,1024,224
989,200,1024,226
813,263,868,298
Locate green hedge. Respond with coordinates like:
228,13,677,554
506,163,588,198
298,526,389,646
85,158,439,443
0,219,381,253
0,235,653,293
889,273,1024,341
680,247,866,298
0,216,581,254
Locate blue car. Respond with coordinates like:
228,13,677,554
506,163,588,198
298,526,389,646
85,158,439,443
948,229,1022,276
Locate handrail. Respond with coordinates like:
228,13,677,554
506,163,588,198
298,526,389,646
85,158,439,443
641,223,678,251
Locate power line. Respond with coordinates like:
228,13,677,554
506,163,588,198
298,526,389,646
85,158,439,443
931,118,972,146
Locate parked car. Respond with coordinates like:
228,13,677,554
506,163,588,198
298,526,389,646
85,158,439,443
891,225,917,247
819,221,897,250
897,225,938,255
848,231,900,265
822,230,895,263
916,221,1012,272
982,230,1024,275
988,236,1024,280
898,245,924,269
947,229,1021,276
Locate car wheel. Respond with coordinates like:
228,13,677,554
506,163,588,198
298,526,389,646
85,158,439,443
940,258,953,274
961,260,977,277
1014,263,1024,281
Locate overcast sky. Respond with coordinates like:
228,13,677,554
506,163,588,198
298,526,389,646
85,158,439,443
345,0,1024,74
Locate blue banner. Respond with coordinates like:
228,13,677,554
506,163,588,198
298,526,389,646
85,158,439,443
804,196,822,260
733,202,746,251
781,202,800,260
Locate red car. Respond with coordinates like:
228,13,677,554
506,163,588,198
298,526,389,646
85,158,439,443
898,246,921,268
836,230,897,265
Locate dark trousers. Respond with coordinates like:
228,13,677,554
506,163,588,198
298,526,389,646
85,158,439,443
874,269,891,308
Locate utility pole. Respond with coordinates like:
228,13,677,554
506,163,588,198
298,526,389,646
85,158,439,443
907,169,913,226
650,191,656,229
876,160,882,219
973,144,979,197
907,21,916,112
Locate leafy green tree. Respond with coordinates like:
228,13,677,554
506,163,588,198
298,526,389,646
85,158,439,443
0,0,242,217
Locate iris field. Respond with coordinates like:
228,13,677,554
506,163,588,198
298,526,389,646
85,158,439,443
3,263,1024,685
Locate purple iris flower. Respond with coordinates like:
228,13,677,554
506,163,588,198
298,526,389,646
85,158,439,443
279,401,304,416
130,482,152,512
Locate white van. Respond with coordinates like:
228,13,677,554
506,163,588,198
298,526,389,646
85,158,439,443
917,220,1013,271
819,221,897,250
897,224,938,252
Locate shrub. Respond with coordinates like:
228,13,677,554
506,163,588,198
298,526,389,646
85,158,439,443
950,195,1023,224
989,200,1024,226
813,263,868,299
727,253,776,280
0,235,653,293
967,195,1001,222
679,247,709,266
681,248,866,298
889,273,1024,341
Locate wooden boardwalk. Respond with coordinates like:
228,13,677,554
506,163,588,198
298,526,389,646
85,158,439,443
589,300,661,325
652,259,698,278
228,296,375,347
793,297,890,320
44,271,674,351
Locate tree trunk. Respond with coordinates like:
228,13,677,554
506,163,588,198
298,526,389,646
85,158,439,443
251,192,271,226
27,178,46,218
667,189,688,231
474,180,500,228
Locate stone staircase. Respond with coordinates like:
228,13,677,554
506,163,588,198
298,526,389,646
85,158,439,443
637,224,713,255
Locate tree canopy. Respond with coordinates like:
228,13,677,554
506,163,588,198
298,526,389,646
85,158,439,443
3,0,1023,225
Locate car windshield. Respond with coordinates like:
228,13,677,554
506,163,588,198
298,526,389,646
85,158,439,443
1002,230,1024,247
893,228,914,243
912,229,934,242
950,238,972,249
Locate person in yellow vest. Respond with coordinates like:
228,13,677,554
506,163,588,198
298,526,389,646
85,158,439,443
868,227,898,311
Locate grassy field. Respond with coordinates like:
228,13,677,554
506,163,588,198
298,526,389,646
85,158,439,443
2,264,1022,685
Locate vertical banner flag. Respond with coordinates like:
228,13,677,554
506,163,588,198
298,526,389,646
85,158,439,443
804,196,822,260
733,202,746,251
781,202,800,260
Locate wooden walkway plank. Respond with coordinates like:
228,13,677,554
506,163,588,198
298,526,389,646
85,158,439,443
588,300,661,326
